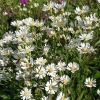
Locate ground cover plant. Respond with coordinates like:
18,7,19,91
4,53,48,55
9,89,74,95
0,0,100,100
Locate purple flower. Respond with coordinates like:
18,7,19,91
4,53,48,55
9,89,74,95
20,0,28,5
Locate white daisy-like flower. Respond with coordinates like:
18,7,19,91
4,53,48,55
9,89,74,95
43,44,50,56
60,75,70,85
35,66,46,79
77,42,94,54
45,80,58,94
97,0,100,3
67,62,79,73
79,31,93,41
50,74,60,82
56,92,70,100
35,20,44,27
97,89,100,95
41,96,51,100
20,87,32,100
20,46,35,54
57,61,66,71
35,57,47,66
42,1,54,12
54,1,66,9
46,63,57,77
75,5,89,15
34,3,39,7
85,77,96,88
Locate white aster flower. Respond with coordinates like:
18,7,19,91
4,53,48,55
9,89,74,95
20,46,34,54
67,62,79,73
77,42,94,54
34,3,39,7
45,80,58,94
35,57,47,66
57,61,66,71
20,87,32,100
79,31,93,41
97,89,100,95
54,1,66,9
56,92,70,100
75,5,89,15
60,75,70,85
43,44,50,56
50,74,60,82
11,20,23,27
97,0,100,3
85,77,96,88
35,66,46,79
41,96,51,100
35,20,44,27
42,1,54,12
46,63,57,77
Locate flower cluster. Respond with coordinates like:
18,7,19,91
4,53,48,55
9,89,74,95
0,0,100,100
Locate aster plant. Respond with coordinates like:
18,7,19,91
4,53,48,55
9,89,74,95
0,0,100,100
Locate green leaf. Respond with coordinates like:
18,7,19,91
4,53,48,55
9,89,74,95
95,40,100,46
95,71,100,78
77,91,84,100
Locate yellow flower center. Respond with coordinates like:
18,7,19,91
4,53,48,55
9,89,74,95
49,84,54,90
80,10,84,13
48,68,53,73
24,91,29,96
88,81,93,85
46,5,51,9
38,70,43,75
81,47,87,52
58,21,63,27
63,78,68,84
61,96,66,100
30,21,35,25
71,66,76,71
37,23,42,27
59,64,63,68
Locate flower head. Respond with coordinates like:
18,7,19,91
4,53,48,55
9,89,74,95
85,77,96,88
20,87,32,100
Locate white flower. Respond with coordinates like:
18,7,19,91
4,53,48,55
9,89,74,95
54,1,66,9
85,77,96,88
35,20,44,27
46,63,57,77
75,6,89,15
97,0,100,3
35,66,46,79
42,1,54,11
20,46,34,54
3,31,13,43
45,80,58,94
56,92,70,100
60,75,70,85
97,89,100,95
67,62,79,73
41,96,51,100
20,57,33,70
11,20,23,27
20,87,32,100
35,57,47,66
50,74,60,82
34,3,39,7
79,31,93,41
77,42,94,54
43,44,50,56
57,61,66,71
